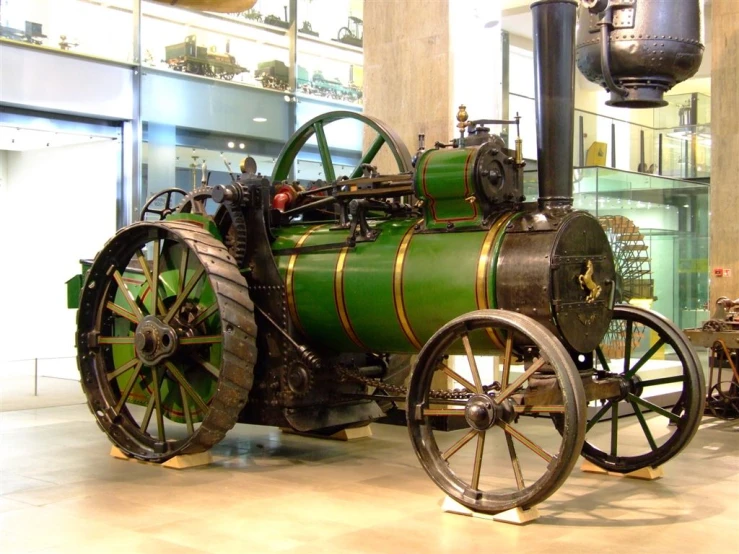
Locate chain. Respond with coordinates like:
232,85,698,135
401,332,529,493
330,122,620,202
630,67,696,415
337,367,501,400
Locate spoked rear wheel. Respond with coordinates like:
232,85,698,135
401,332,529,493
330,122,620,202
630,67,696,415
578,305,705,473
76,221,257,462
407,310,586,514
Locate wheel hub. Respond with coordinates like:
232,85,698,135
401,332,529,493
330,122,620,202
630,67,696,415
465,394,511,431
616,373,644,401
135,315,179,366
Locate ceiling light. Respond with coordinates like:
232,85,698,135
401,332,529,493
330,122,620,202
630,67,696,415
227,141,235,148
239,143,245,149
253,117,267,123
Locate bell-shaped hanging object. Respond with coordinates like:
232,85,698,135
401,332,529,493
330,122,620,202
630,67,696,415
149,0,258,13
576,0,704,108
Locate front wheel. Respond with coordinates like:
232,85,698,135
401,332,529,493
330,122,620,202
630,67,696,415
407,309,586,514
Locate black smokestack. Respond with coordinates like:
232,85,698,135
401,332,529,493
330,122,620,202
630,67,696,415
531,0,577,209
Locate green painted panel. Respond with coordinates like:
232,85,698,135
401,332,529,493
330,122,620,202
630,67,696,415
343,221,417,352
289,227,358,352
403,231,484,344
414,147,482,229
271,212,521,354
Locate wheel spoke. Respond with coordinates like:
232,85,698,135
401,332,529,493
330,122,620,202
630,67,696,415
623,319,633,373
595,346,611,372
114,361,143,414
180,383,195,436
624,338,666,379
152,241,161,315
423,408,466,417
105,301,138,324
139,389,156,433
107,357,139,381
627,393,682,423
135,248,166,316
112,270,144,322
471,431,486,490
610,402,619,456
151,366,166,442
641,375,685,387
441,428,477,461
191,303,219,327
98,336,135,345
439,362,476,393
501,333,514,388
180,335,223,346
313,121,336,183
505,434,526,490
495,357,546,405
349,134,385,179
630,399,658,451
164,266,206,324
461,334,483,394
514,405,566,414
178,247,190,297
190,354,221,378
498,421,553,463
164,361,209,413
587,400,613,431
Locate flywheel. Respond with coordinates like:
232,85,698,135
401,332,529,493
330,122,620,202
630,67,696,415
76,220,257,462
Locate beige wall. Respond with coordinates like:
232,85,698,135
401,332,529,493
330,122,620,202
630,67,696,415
710,0,739,303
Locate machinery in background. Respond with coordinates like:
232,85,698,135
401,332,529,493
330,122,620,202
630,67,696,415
334,16,363,47
165,35,247,81
0,21,46,45
264,5,290,30
685,297,739,419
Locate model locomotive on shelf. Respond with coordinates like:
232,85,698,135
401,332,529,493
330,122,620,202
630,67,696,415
69,0,706,515
255,59,362,103
165,35,246,81
0,20,46,45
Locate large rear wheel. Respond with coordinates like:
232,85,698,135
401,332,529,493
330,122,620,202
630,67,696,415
76,220,257,462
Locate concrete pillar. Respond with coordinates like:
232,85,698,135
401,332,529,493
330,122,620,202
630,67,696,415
363,0,451,157
710,0,739,303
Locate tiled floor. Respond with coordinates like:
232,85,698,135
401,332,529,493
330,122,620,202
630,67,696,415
0,393,737,554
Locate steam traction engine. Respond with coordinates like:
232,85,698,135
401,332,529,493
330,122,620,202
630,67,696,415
72,0,706,515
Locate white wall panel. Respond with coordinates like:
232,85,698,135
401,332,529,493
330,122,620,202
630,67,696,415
0,140,118,375
0,44,134,121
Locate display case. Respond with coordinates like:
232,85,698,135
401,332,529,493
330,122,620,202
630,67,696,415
653,92,711,181
295,0,364,105
141,0,292,90
525,167,709,329
0,0,135,63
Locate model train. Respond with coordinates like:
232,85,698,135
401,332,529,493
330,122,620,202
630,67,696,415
255,59,362,103
0,21,46,45
70,0,706,515
165,35,246,81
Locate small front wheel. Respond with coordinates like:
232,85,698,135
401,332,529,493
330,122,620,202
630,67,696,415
407,309,586,514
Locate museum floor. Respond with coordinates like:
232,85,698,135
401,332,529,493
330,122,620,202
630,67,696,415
0,381,737,554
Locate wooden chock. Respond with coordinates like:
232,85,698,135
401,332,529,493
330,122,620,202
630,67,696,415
281,423,373,441
624,465,664,480
109,445,213,469
580,459,609,475
581,459,664,480
441,496,540,525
